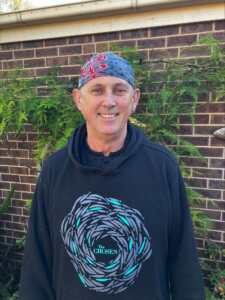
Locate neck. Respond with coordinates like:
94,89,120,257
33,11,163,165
86,127,127,156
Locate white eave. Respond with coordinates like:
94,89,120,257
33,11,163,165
0,0,224,44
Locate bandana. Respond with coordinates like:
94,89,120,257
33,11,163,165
78,52,135,88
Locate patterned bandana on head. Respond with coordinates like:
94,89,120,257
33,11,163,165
78,52,135,88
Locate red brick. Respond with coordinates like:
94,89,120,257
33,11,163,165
215,20,225,30
210,158,225,168
210,32,225,42
58,66,80,76
196,238,204,248
96,43,109,52
13,183,30,192
29,168,38,176
29,150,37,159
0,140,18,149
31,185,36,193
46,56,68,66
68,35,93,44
24,59,45,68
168,35,197,47
150,25,179,37
0,157,18,166
177,125,193,135
202,209,221,221
0,166,9,173
59,45,82,55
198,147,223,157
137,38,165,49
22,192,34,200
27,133,38,141
149,48,178,59
7,133,27,141
8,150,28,158
211,137,225,147
45,37,68,47
3,60,23,69
0,214,11,221
0,182,10,189
195,114,209,124
196,188,221,200
0,51,13,60
2,174,19,182
14,49,34,59
0,228,12,236
12,199,27,207
9,166,28,175
20,176,37,184
208,103,225,113
181,157,208,167
5,222,25,232
69,54,89,65
36,67,52,76
23,207,30,216
207,231,222,241
179,114,209,124
192,168,223,179
16,69,35,78
195,126,222,135
211,114,225,124
181,22,213,34
211,221,225,231
19,159,36,168
209,180,225,190
36,48,58,57
110,40,136,50
17,141,36,150
82,44,95,54
0,42,22,50
186,178,207,188
22,40,43,49
2,190,21,199
0,149,9,156
13,231,26,239
121,28,148,39
222,212,225,221
94,32,120,42
180,46,210,58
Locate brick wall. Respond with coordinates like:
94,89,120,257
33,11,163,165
0,20,225,263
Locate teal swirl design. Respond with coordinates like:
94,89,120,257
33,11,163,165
60,193,152,294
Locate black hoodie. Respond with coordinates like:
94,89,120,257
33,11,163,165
19,123,205,300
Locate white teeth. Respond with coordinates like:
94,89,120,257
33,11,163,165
100,114,117,118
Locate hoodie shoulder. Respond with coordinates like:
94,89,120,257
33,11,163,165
142,138,178,166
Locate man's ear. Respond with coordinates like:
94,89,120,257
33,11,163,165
132,88,141,113
72,88,82,111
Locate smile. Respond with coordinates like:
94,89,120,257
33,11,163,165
98,113,119,119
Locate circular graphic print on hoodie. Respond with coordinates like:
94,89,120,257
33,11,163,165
60,193,152,294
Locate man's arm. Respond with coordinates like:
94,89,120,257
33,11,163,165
19,167,55,300
168,166,205,300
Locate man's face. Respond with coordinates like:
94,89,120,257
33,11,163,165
72,76,140,140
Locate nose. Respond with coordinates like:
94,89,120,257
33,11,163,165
102,91,116,107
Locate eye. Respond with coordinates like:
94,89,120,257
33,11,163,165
115,88,127,95
91,88,102,95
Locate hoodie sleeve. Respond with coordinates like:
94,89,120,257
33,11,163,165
168,164,205,300
19,163,55,300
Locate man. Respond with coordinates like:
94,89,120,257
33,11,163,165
19,52,205,299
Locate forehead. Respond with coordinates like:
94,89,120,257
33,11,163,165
81,76,131,89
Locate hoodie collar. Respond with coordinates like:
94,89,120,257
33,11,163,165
68,122,143,175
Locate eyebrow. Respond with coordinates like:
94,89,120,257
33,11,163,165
89,83,129,89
